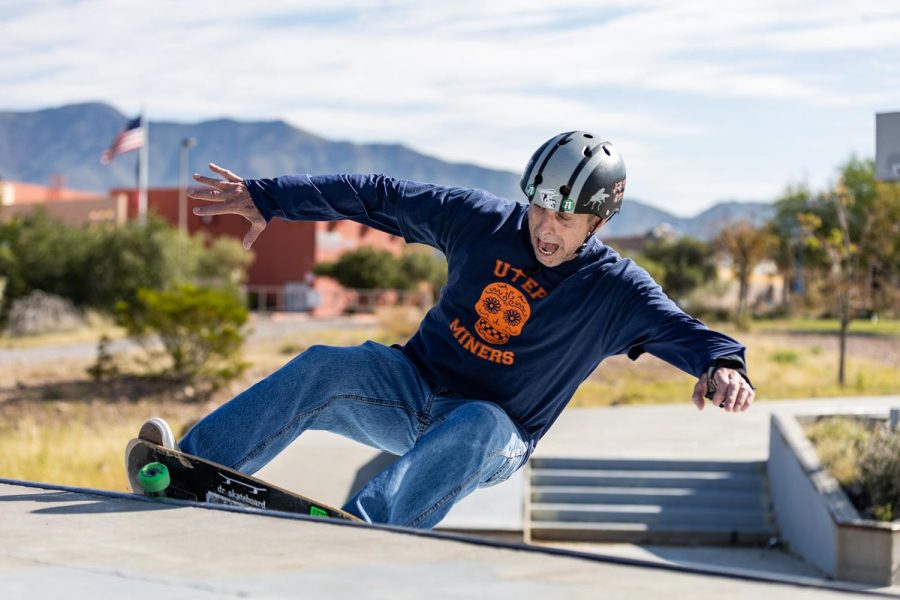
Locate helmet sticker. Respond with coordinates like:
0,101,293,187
612,179,626,203
585,188,610,213
538,188,560,209
526,184,536,198
561,198,575,212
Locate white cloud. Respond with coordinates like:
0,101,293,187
1,0,899,213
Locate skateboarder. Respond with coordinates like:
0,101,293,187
135,131,754,529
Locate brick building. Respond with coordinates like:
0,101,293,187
113,187,411,316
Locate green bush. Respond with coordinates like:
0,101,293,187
315,247,447,292
0,212,250,321
806,417,869,486
314,247,401,289
642,236,717,303
115,284,249,386
770,350,801,365
397,250,448,292
807,416,900,522
859,427,900,521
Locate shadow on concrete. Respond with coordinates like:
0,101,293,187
0,490,177,515
0,375,206,406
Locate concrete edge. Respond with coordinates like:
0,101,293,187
772,411,899,531
768,411,900,586
3,476,898,597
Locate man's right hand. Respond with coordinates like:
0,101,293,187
189,163,267,249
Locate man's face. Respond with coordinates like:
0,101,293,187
527,202,601,267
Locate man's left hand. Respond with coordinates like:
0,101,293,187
691,368,754,413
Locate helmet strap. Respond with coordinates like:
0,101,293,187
576,217,605,253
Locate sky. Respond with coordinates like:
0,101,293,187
2,0,899,216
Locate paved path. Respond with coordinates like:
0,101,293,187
0,313,378,366
533,396,899,461
2,480,891,599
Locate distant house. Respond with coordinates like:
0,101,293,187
0,179,124,225
112,187,413,316
603,223,676,255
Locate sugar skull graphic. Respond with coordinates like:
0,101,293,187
474,282,532,345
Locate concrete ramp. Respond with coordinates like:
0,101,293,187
0,479,890,599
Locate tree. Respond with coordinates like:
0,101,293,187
314,247,402,289
715,221,773,320
397,248,448,297
0,213,251,321
314,246,449,294
769,184,821,312
794,157,900,385
642,236,717,304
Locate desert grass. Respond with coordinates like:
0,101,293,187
1,317,897,490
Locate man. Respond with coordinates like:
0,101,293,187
134,131,754,528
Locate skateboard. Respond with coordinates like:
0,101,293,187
125,438,361,522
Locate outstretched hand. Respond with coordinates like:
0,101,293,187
691,368,754,413
189,163,267,249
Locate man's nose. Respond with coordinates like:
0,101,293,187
535,214,556,236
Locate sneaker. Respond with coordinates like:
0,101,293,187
138,417,177,449
125,417,177,493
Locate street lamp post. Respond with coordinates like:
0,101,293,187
178,137,197,234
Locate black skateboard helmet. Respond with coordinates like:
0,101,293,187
520,131,626,222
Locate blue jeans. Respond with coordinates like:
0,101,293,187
179,341,529,529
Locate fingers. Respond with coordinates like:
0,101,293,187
242,221,266,250
187,187,225,202
192,203,236,217
706,368,755,413
208,163,242,183
691,375,706,411
192,174,241,191
722,376,741,412
735,386,755,412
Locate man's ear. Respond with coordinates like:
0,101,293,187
590,216,605,236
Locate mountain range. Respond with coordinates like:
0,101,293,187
0,103,773,239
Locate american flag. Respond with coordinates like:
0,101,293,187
99,117,144,165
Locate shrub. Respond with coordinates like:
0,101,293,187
770,350,801,365
859,426,900,521
805,417,868,486
0,212,250,320
642,236,717,303
314,247,401,289
807,416,900,522
315,247,447,293
86,334,120,382
115,284,249,387
397,249,448,292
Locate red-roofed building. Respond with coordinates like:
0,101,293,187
113,187,413,316
0,179,123,225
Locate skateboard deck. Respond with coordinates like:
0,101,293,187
125,438,360,522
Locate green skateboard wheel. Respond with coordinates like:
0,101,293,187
138,462,171,494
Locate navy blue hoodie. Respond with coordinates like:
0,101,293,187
247,174,747,451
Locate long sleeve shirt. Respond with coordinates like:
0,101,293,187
246,174,748,453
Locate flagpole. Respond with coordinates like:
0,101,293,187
137,107,149,225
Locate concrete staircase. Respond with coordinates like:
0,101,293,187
528,458,777,545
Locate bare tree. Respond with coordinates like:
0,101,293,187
715,221,773,322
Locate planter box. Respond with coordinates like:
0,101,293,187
768,410,899,587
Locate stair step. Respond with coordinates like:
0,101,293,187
530,469,763,490
529,503,769,527
531,486,765,508
529,521,775,544
530,458,765,473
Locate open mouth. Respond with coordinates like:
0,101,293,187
536,239,559,257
